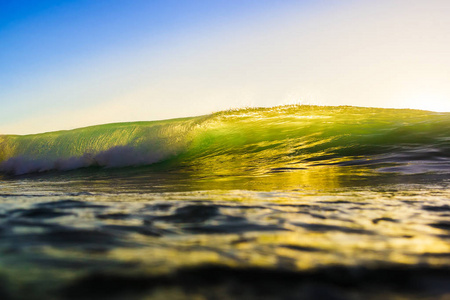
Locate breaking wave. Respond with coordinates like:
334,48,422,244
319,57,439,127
1,105,450,175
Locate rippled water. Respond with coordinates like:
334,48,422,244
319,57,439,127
0,169,449,300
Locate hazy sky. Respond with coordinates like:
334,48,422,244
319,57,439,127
1,0,450,134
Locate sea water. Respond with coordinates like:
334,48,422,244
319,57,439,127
0,105,449,299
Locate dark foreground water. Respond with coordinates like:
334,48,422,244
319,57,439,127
1,106,449,299
0,169,449,300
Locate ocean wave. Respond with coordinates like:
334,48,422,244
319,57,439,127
1,105,450,175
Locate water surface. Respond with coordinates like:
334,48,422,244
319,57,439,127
1,105,449,299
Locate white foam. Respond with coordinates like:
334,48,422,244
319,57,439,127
0,146,165,175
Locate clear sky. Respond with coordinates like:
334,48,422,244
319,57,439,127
1,0,450,134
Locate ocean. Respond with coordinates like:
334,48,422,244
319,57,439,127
0,105,449,299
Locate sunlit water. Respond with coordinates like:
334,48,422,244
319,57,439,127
1,106,449,299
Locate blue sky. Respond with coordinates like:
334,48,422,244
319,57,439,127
1,0,450,134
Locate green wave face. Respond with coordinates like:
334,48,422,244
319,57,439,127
0,116,200,174
1,105,450,176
